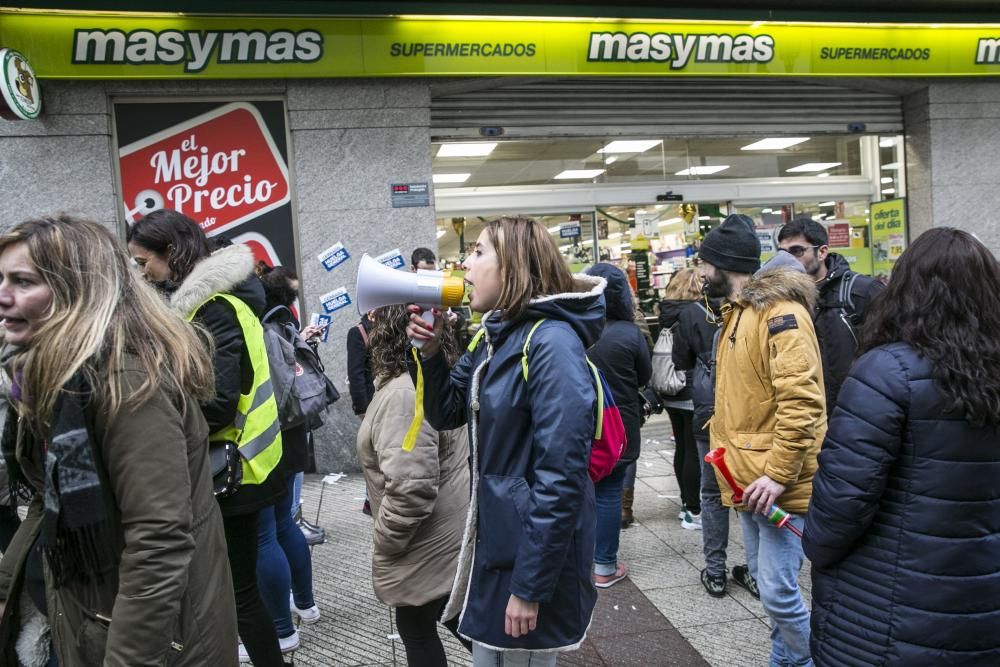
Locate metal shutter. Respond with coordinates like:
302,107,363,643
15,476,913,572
430,76,903,139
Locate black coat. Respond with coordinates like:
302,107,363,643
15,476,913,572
803,343,1000,666
346,316,375,416
670,299,721,433
813,253,884,412
586,264,652,464
658,299,694,403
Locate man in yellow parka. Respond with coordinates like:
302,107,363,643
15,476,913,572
699,214,826,667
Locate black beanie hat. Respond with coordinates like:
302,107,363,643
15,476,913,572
698,214,761,274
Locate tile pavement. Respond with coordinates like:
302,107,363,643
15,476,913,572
288,413,811,665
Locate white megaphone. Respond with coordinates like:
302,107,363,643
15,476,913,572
355,254,466,348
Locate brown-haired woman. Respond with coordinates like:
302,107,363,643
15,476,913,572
0,215,237,666
658,268,704,530
407,217,604,665
357,304,470,666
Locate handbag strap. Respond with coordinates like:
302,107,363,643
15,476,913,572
356,323,369,348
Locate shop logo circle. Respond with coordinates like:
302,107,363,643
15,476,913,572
0,48,41,120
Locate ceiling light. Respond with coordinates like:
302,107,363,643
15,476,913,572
554,169,605,179
741,137,810,151
761,208,773,214
697,215,712,220
436,229,447,239
658,217,683,226
879,138,897,148
882,188,896,195
654,204,664,210
882,162,900,170
432,173,471,184
880,177,893,184
604,156,618,165
608,232,623,239
635,209,647,215
817,172,831,178
676,165,729,176
436,142,497,157
818,201,836,207
598,140,662,154
787,162,842,173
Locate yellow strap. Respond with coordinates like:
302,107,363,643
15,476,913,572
467,328,486,353
521,320,547,382
402,347,424,452
588,360,604,440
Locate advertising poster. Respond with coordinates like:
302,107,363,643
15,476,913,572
115,100,296,270
870,198,907,279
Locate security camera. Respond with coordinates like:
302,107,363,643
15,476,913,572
847,122,867,134
479,126,505,137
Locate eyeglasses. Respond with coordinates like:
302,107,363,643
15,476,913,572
780,245,821,258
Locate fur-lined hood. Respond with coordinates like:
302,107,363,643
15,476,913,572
738,267,817,313
169,244,257,317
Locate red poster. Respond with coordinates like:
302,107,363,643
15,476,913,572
826,222,851,248
115,101,295,269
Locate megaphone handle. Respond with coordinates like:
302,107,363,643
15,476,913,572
410,308,434,349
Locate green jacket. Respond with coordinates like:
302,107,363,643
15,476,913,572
0,363,238,667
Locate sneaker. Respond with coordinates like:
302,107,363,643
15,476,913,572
290,593,321,625
238,643,250,663
362,499,372,516
677,509,686,520
297,517,326,546
279,630,300,654
731,564,760,600
700,568,727,598
594,563,628,589
680,510,703,531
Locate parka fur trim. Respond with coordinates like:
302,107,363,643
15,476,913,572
738,267,817,313
528,274,607,306
168,244,255,317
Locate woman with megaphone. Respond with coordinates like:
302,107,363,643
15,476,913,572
405,217,605,666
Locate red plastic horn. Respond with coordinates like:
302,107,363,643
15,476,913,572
704,447,745,503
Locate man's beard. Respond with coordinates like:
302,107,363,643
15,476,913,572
702,270,732,299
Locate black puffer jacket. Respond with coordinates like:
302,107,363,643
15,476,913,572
803,342,1000,666
671,299,721,434
657,300,694,403
585,264,652,465
813,253,884,411
170,245,285,517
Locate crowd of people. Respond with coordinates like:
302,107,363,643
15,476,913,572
0,208,996,667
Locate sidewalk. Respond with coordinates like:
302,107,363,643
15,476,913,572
291,412,810,665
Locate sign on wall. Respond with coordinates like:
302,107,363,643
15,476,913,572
115,100,296,270
870,198,907,280
8,11,1000,78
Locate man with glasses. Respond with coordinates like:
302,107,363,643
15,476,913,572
777,218,884,414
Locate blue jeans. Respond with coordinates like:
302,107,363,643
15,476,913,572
258,474,316,638
739,511,812,667
697,436,729,578
593,463,627,576
472,643,557,667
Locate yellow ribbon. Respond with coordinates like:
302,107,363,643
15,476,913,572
402,347,423,451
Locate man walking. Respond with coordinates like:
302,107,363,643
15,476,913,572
699,214,826,667
777,217,883,412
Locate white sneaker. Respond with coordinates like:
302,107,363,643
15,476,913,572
681,510,703,531
279,629,300,653
677,509,686,521
290,593,321,625
237,643,250,663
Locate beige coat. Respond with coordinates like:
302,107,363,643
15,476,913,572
710,268,827,514
357,373,470,610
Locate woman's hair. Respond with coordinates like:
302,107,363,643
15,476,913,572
0,215,216,432
664,268,702,301
368,304,459,384
260,265,299,311
485,217,576,320
126,208,211,282
861,227,1000,427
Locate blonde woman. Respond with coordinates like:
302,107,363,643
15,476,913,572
357,304,470,666
657,268,705,531
407,217,604,666
0,215,237,666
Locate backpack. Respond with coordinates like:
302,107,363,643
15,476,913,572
651,326,686,396
262,306,340,429
521,320,626,483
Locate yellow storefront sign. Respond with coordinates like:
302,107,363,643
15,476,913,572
4,10,1000,79
870,198,908,279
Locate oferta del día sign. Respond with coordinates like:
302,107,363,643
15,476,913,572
4,10,1000,78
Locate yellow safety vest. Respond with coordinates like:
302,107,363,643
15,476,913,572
186,293,283,486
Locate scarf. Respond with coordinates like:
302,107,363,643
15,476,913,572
2,371,118,587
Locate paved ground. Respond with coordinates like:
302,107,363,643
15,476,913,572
291,412,811,665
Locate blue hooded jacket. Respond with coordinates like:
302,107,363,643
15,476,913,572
418,274,605,651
